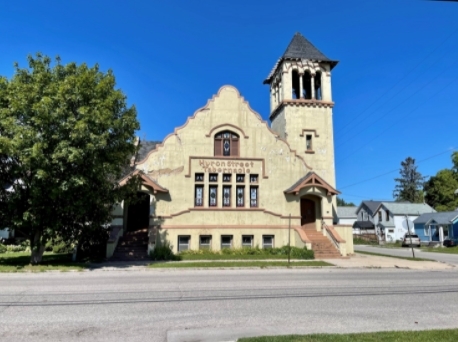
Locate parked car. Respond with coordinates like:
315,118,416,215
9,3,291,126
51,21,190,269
402,234,421,247
443,238,458,248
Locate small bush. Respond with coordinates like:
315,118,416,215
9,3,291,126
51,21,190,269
150,241,181,261
0,244,6,254
179,246,314,259
6,245,26,252
52,242,73,254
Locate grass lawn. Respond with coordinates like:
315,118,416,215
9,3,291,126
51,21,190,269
238,329,458,342
356,250,433,262
353,238,378,246
422,247,458,254
149,261,333,268
180,254,307,261
0,252,89,272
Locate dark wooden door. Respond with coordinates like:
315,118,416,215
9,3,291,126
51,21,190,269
301,199,316,229
127,192,150,231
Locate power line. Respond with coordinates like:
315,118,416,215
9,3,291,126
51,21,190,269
335,26,458,138
337,74,458,163
338,148,454,190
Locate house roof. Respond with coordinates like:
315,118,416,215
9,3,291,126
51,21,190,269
356,201,385,215
377,202,435,216
136,140,161,164
353,221,375,229
337,206,357,218
284,172,340,196
264,32,338,84
414,211,458,225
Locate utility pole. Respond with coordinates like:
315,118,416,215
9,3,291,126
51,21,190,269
406,214,415,258
288,214,291,265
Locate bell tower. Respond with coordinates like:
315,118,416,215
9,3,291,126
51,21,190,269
264,32,338,187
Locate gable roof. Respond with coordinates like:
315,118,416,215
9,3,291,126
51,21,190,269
337,206,357,218
284,172,340,196
118,169,168,194
264,32,338,84
414,211,458,225
355,201,385,215
377,202,435,216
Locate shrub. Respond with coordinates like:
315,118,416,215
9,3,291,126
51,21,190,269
179,246,314,259
150,241,181,261
0,244,6,254
6,244,26,252
52,242,73,254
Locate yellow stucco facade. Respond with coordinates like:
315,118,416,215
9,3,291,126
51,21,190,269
110,33,354,257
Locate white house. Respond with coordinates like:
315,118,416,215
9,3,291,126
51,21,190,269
373,202,435,242
335,206,357,226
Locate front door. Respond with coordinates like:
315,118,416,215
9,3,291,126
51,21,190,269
127,192,150,231
301,199,316,229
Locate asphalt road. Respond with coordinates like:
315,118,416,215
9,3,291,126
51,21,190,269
355,245,458,266
1,268,458,342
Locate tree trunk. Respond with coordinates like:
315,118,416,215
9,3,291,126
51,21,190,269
30,230,45,265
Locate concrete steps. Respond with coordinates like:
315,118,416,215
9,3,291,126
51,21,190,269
303,227,342,259
110,229,149,261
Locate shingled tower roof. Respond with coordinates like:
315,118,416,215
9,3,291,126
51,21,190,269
264,32,338,84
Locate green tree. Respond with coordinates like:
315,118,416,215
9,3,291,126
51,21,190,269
336,197,355,207
0,54,140,264
424,152,458,211
393,157,425,203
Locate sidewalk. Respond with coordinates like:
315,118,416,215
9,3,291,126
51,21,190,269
325,252,454,270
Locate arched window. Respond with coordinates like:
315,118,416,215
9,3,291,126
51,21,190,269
214,131,239,157
302,71,312,99
291,70,300,99
315,71,322,100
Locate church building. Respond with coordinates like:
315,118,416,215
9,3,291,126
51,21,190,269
109,33,354,259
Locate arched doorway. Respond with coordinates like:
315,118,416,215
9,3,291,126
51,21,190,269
126,192,150,231
301,198,317,230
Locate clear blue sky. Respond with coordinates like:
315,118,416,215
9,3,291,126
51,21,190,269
1,0,457,204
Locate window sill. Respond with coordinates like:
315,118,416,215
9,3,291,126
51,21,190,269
305,150,315,154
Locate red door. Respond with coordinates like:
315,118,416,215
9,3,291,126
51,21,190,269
301,199,316,229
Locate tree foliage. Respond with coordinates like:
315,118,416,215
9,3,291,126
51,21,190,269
393,157,425,203
424,152,458,212
336,197,355,207
0,54,140,263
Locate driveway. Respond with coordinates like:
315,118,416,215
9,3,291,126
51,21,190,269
354,245,458,266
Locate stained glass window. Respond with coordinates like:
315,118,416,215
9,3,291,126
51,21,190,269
236,174,245,183
250,186,258,207
195,186,203,207
214,130,239,157
209,174,218,182
209,186,217,207
223,174,231,182
236,186,244,207
250,174,258,183
223,186,231,207
195,173,204,182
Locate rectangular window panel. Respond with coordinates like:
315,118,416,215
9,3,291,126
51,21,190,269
221,235,232,249
199,235,211,250
250,186,258,207
242,235,253,248
195,185,203,207
250,174,258,183
306,135,312,150
263,235,274,249
223,174,231,182
178,236,190,252
236,186,244,207
223,186,231,207
385,210,389,221
236,174,245,183
209,173,218,182
195,173,204,182
209,186,217,207
223,138,230,156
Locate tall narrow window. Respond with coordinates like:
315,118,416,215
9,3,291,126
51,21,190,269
306,135,312,151
378,211,382,222
223,186,231,207
214,131,239,157
385,210,389,221
195,185,203,207
236,186,244,207
209,186,217,207
250,186,258,207
315,71,322,100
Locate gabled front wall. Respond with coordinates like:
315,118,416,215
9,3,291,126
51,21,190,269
134,86,339,253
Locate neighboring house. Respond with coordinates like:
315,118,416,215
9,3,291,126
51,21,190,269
335,207,357,226
373,202,435,242
414,211,458,245
0,183,14,240
353,200,385,235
